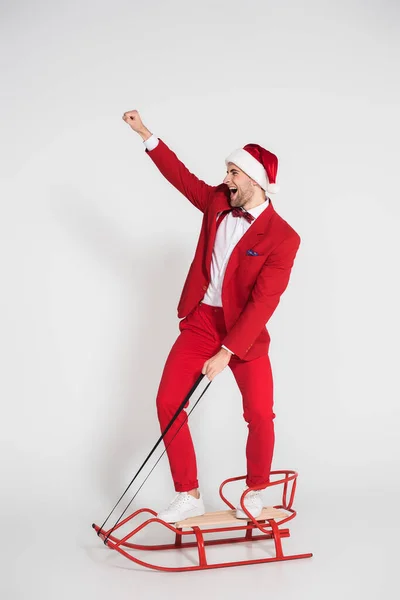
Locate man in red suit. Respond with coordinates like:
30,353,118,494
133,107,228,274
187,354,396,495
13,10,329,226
122,110,301,523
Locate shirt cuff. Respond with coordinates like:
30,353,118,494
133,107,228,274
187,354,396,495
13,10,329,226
221,345,234,355
143,134,159,151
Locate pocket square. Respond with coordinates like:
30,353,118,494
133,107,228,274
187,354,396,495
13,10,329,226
246,249,259,256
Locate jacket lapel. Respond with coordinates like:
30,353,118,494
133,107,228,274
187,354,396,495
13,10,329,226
221,200,275,291
204,191,275,283
204,194,231,278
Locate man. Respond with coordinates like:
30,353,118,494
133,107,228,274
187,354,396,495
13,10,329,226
122,109,301,523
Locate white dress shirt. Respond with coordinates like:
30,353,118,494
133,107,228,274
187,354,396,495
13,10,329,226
144,134,269,355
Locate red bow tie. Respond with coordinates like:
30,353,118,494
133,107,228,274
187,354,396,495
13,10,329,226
230,207,255,223
216,207,255,229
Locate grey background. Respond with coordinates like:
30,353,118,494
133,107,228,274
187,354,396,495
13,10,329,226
1,0,399,598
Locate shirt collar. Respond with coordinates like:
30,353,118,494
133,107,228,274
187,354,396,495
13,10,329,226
245,196,270,220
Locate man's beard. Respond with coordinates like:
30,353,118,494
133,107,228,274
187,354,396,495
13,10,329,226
230,190,246,208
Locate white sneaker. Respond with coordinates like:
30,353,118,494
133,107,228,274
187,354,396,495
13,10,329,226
157,491,205,523
235,488,263,519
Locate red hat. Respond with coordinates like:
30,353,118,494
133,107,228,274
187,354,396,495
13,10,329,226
225,143,280,193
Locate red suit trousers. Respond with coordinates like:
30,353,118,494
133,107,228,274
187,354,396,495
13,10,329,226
155,301,275,492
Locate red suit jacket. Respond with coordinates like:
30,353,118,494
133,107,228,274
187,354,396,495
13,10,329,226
146,139,301,361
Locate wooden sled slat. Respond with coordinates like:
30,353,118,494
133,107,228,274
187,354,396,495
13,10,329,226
175,506,289,528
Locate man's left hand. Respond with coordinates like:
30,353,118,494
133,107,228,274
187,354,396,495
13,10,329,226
202,348,232,381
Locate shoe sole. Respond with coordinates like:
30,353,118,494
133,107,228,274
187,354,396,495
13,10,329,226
158,507,206,524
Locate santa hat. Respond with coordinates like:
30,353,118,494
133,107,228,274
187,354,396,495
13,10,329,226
225,143,280,194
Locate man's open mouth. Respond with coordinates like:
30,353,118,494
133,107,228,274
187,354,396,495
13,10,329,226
230,188,238,197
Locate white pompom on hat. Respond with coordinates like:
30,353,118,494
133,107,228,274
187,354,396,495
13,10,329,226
225,143,280,194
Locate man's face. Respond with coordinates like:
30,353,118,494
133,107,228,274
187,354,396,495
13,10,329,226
223,163,255,207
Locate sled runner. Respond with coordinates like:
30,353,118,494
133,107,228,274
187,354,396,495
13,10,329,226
92,374,312,570
92,471,313,571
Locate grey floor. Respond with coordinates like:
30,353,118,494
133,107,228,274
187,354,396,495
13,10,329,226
4,487,396,600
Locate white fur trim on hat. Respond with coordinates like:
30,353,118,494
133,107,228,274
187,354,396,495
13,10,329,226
225,148,269,191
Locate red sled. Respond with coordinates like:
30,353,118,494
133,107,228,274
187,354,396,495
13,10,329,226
92,470,313,572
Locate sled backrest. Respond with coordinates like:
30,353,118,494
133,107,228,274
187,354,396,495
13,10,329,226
219,470,298,511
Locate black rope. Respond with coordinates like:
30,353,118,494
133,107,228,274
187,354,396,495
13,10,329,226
97,372,211,542
102,376,212,543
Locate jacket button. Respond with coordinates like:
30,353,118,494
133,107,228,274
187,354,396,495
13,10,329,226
203,285,207,291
